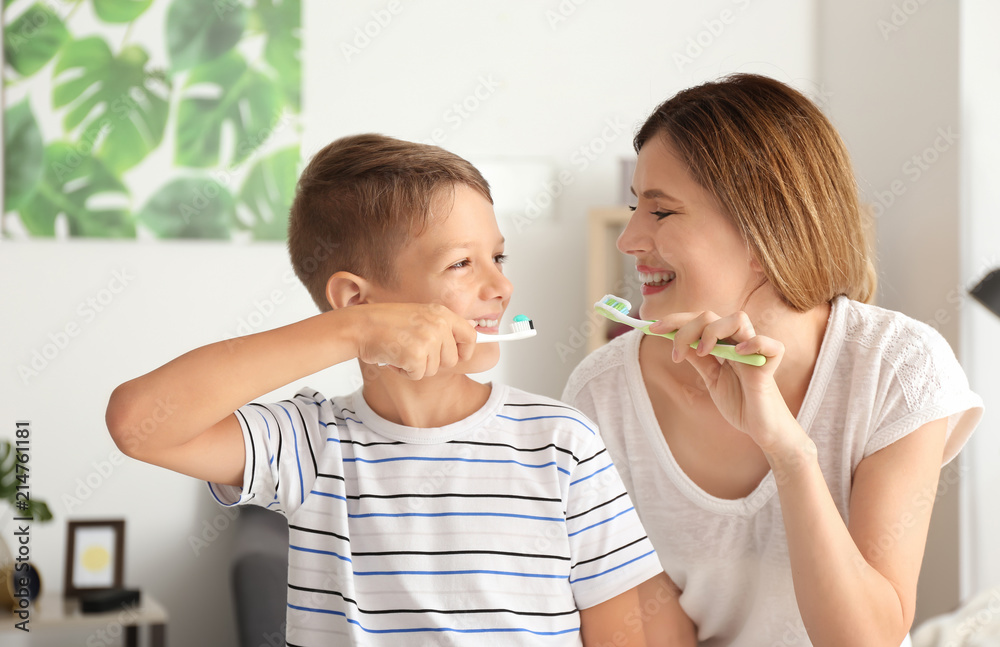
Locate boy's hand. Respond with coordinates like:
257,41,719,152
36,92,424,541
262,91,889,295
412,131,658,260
349,303,478,379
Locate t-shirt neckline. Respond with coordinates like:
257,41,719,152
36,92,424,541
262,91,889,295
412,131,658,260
623,297,846,516
349,382,508,444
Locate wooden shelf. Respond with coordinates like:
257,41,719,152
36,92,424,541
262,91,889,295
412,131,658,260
587,207,636,354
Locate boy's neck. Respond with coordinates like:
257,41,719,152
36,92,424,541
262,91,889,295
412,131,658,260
360,369,493,429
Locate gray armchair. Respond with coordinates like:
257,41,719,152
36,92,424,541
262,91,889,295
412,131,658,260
230,506,288,647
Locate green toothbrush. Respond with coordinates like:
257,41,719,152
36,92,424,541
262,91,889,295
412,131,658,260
594,294,766,366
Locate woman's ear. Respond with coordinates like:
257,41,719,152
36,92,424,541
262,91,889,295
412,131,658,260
325,271,370,310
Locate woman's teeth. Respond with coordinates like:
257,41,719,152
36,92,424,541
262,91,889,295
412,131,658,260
638,271,676,286
475,319,499,328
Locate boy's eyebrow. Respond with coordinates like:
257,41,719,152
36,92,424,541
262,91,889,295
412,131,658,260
431,238,505,258
629,187,682,202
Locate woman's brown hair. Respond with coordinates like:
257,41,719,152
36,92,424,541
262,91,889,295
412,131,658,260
634,73,876,311
287,134,492,311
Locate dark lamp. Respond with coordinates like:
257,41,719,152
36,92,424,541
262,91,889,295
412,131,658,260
969,269,1000,319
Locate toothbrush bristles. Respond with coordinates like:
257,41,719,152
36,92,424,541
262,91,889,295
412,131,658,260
511,315,534,332
601,294,632,313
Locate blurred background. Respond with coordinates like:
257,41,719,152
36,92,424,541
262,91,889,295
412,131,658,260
1,1,998,644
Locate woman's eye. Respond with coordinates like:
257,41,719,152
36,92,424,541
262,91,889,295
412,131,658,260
628,205,673,219
494,254,508,265
450,260,469,269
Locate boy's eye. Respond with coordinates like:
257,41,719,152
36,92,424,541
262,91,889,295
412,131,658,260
449,254,507,270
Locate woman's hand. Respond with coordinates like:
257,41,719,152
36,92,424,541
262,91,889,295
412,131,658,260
648,310,798,454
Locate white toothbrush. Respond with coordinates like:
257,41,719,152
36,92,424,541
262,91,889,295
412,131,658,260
476,314,536,342
377,315,535,367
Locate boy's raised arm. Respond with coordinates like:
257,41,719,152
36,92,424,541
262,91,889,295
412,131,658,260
105,303,476,486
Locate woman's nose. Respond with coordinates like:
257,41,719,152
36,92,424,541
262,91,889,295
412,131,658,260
617,210,651,256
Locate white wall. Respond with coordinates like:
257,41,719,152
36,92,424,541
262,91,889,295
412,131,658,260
816,0,966,624
959,0,1000,601
2,2,817,644
305,0,818,399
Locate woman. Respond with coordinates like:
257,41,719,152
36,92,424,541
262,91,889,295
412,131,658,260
563,74,983,646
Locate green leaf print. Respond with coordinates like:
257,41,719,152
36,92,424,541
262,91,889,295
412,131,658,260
17,141,134,238
137,177,235,239
3,3,70,77
3,99,45,212
53,37,170,174
166,0,246,73
236,145,298,240
174,51,283,168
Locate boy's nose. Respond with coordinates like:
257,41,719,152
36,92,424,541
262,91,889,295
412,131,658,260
482,263,513,301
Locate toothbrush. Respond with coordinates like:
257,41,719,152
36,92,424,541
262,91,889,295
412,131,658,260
377,315,535,366
476,314,536,342
594,295,766,366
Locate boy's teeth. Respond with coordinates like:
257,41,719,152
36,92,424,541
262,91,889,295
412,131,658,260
476,319,498,327
639,271,676,286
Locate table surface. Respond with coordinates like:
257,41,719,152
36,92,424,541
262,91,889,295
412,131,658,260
1,590,167,630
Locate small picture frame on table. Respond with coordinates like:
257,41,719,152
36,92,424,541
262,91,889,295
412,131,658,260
63,519,125,598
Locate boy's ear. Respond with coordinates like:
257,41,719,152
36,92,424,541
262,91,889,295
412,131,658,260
325,271,371,310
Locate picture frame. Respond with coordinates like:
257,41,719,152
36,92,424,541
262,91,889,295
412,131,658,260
63,519,125,598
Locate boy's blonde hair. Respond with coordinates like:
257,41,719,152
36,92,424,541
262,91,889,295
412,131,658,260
635,73,877,311
288,134,493,311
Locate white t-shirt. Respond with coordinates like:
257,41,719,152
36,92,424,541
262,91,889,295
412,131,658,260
562,296,983,646
209,383,662,646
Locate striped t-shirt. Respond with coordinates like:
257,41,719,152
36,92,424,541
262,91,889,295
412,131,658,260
209,383,662,646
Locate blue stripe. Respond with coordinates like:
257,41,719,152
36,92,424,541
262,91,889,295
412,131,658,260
289,544,352,563
567,507,635,538
496,413,595,435
348,511,563,522
570,462,614,486
206,482,238,507
286,604,578,636
570,549,657,584
310,489,347,501
277,404,305,505
354,569,565,579
257,409,272,441
345,455,570,476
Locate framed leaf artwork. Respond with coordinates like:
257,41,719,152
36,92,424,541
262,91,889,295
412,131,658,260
2,0,302,241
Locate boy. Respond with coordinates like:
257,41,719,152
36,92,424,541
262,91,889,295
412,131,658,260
107,134,688,645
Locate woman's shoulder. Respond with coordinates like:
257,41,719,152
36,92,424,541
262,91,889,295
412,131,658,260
836,296,955,364
832,298,983,463
562,329,640,400
832,296,974,417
